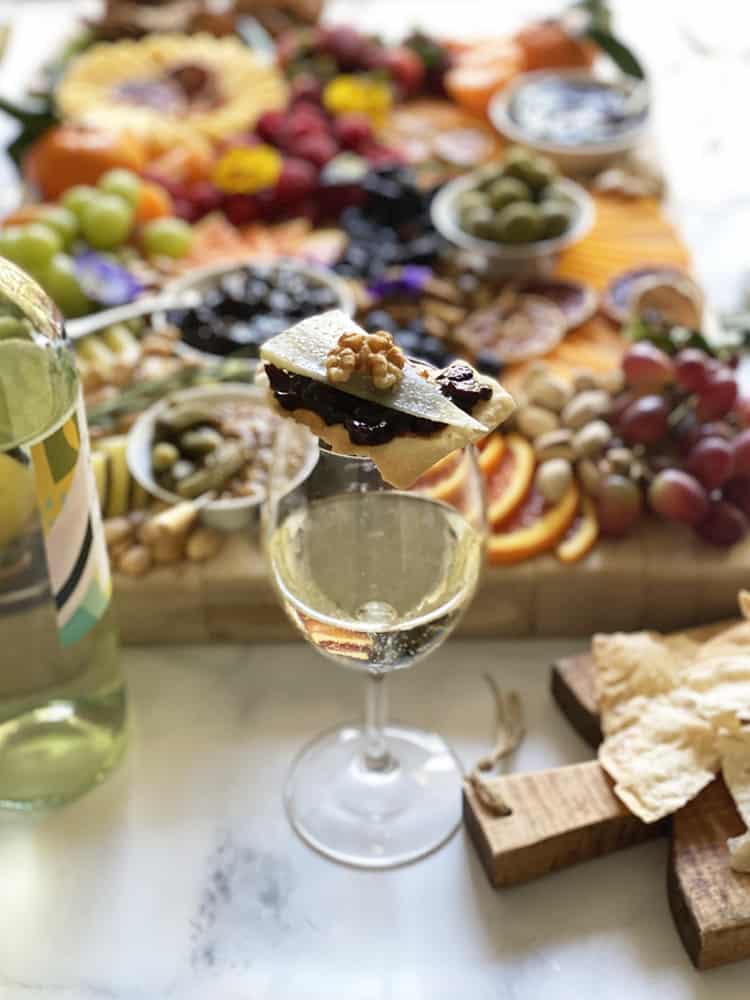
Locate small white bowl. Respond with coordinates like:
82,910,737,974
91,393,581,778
431,172,594,278
488,69,650,175
164,257,355,362
127,383,317,533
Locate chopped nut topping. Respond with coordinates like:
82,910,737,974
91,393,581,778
326,329,405,391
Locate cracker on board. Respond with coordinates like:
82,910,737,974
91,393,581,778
597,691,718,823
719,727,750,873
592,592,750,825
592,630,698,734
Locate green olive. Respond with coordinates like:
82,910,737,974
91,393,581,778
473,164,505,190
461,204,496,239
152,441,179,472
506,153,558,193
457,190,486,215
179,427,223,457
495,202,543,243
487,176,531,211
539,200,574,239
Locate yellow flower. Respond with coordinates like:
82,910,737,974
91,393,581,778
212,145,283,195
323,75,392,127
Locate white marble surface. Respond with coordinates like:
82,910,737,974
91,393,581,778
0,638,747,1000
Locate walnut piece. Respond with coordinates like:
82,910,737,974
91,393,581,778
326,330,405,391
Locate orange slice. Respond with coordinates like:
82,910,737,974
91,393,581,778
478,432,506,476
486,433,535,528
415,450,469,505
488,481,579,565
556,495,599,564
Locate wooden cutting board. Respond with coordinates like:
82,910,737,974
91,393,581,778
463,640,750,969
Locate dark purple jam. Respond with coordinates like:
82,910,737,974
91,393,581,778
265,365,444,445
436,361,491,413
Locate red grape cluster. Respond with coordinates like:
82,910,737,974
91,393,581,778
612,342,750,546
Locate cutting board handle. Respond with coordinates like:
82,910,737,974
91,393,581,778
463,760,664,887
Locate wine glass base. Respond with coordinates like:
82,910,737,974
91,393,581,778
284,723,463,869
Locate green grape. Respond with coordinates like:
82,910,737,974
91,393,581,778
35,205,79,249
142,217,193,259
37,253,92,318
13,223,63,271
98,168,142,208
61,184,99,222
80,193,134,250
0,226,23,263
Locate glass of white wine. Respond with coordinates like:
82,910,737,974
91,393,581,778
265,429,486,868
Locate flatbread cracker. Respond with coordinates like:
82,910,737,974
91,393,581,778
598,691,718,823
593,592,750,824
719,727,750,872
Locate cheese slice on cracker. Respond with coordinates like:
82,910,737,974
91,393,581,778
258,310,514,488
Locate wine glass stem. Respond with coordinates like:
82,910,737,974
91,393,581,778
363,670,393,772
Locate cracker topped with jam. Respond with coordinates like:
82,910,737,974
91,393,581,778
257,310,514,488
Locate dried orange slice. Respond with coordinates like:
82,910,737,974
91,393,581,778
459,292,567,365
488,481,579,565
556,494,599,564
478,432,506,476
486,433,535,528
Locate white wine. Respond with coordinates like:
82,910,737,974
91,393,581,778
0,284,126,809
269,491,483,670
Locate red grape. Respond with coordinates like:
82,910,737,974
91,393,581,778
319,25,368,69
287,133,339,167
674,348,710,392
733,428,750,476
648,469,708,525
695,499,748,547
622,342,674,390
722,477,750,518
597,474,642,537
696,368,738,421
733,394,750,427
334,114,373,151
221,193,261,226
383,46,426,96
619,395,670,445
687,435,735,489
256,109,287,146
290,74,323,105
273,157,319,203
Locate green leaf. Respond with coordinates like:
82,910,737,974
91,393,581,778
585,26,646,79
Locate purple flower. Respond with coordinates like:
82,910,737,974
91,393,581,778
74,252,144,307
367,265,433,299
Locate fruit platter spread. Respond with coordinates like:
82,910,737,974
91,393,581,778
0,0,748,635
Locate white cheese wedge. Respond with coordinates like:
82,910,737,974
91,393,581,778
259,310,487,432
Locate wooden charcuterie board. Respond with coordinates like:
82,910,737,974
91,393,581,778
463,644,750,970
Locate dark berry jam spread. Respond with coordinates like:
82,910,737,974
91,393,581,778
435,361,491,413
265,365,444,445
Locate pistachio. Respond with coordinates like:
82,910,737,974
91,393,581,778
526,373,572,413
534,429,575,462
561,390,612,430
573,419,613,459
186,527,225,562
535,458,573,503
597,369,625,395
104,517,132,548
521,361,549,393
607,446,634,473
517,404,559,440
577,458,602,497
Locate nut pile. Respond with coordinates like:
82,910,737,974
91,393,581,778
104,503,224,578
326,329,405,390
512,363,627,505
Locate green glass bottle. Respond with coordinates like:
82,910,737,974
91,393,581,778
0,258,127,809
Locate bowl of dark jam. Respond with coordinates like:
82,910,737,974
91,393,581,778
489,69,650,173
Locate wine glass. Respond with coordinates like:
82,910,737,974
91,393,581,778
264,429,486,868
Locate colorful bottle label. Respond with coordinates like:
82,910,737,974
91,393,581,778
31,395,111,647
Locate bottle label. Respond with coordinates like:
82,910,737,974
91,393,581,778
31,394,111,647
